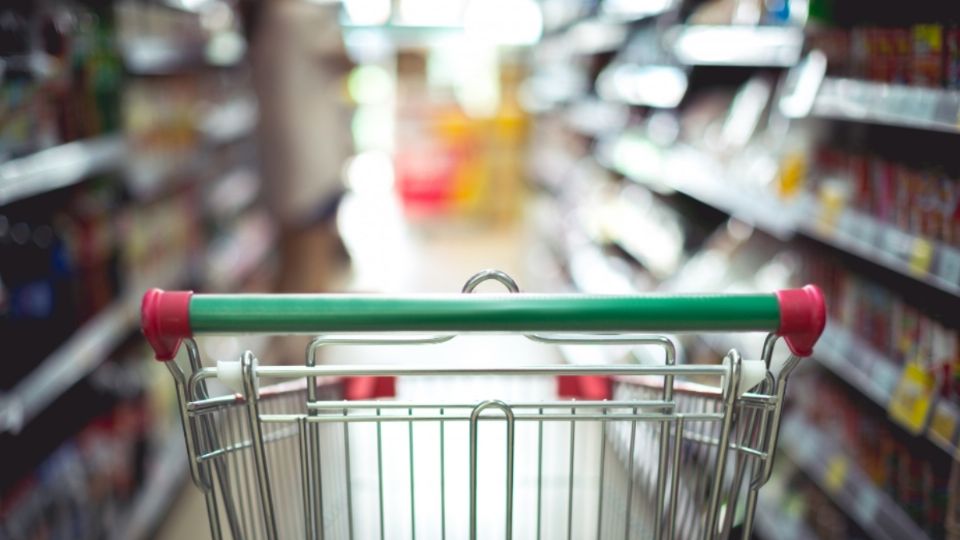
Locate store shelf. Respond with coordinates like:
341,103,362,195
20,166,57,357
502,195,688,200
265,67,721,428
668,25,804,67
561,99,630,138
0,135,127,206
125,98,259,199
566,19,630,55
754,499,818,540
817,325,960,457
603,135,960,297
203,210,277,292
601,140,801,239
780,415,931,540
200,98,259,145
111,431,188,540
596,64,689,109
598,0,675,22
122,36,243,75
815,326,899,408
812,77,960,135
0,264,188,434
122,38,208,75
800,206,960,297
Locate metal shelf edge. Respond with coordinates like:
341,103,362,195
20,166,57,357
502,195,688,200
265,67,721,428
811,78,960,135
798,215,960,298
122,38,242,75
669,25,804,68
814,327,895,408
754,498,818,540
0,135,127,206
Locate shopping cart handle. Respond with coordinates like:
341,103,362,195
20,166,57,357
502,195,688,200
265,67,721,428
141,286,825,360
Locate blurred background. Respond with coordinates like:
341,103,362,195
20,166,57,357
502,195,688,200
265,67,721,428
2,0,960,538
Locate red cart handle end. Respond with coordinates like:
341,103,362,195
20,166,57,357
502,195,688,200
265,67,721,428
775,285,826,357
142,289,193,361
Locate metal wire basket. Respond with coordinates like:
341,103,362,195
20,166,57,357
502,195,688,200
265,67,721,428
143,271,825,539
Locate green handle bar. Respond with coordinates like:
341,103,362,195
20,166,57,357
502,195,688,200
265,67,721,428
142,287,825,361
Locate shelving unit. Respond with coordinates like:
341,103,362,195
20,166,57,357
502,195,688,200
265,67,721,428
668,25,804,67
200,98,259,145
595,0,675,22
602,138,960,297
122,37,243,75
125,97,259,200
0,135,127,206
1,2,267,537
0,264,189,435
814,326,896,408
600,140,802,238
802,205,960,297
110,430,188,540
812,77,960,135
780,415,931,540
532,1,960,535
203,210,277,292
754,498,818,540
815,325,960,457
562,99,630,138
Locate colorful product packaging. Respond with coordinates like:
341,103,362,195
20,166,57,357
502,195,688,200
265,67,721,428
912,25,944,87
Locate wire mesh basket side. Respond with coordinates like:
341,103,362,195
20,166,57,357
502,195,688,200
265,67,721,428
608,378,771,540
193,383,347,539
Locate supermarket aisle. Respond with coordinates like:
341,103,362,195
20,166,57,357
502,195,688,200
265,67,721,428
9,1,960,538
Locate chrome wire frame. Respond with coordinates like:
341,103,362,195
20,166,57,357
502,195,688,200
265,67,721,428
163,331,800,540
160,272,803,539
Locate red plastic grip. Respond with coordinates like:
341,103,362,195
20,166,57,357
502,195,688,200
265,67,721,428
557,375,612,400
141,289,193,361
775,285,826,357
344,377,397,400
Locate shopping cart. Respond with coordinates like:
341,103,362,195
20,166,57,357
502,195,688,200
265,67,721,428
142,270,825,540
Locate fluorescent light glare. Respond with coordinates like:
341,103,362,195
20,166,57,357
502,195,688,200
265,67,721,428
343,0,391,25
464,0,543,45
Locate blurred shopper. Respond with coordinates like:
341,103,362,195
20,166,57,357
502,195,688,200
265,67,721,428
243,0,353,295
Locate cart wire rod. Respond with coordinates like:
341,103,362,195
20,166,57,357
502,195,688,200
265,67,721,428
257,412,725,423
306,399,675,410
188,363,732,398
192,411,768,465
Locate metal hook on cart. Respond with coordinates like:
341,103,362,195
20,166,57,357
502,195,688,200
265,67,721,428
462,269,521,293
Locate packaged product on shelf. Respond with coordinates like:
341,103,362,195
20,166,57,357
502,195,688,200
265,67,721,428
947,24,960,89
62,176,124,321
119,188,202,291
912,24,944,87
807,1,959,88
0,0,121,159
809,141,960,250
0,4,40,160
123,77,202,195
